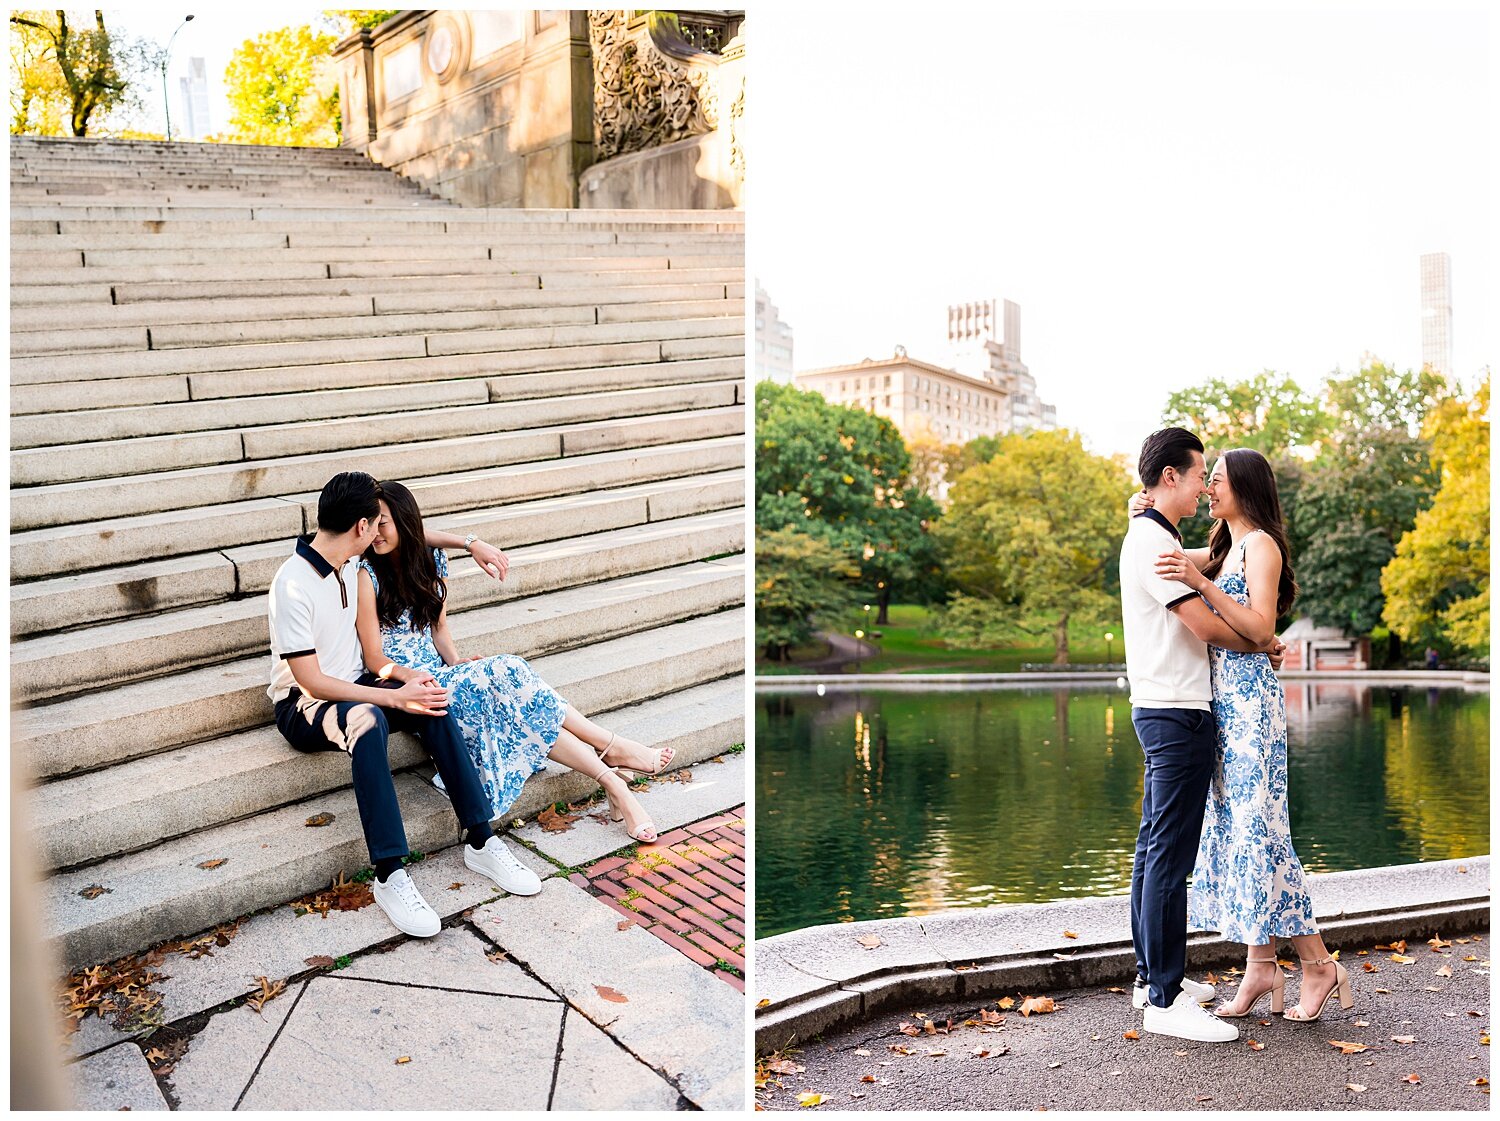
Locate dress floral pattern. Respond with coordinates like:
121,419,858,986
362,549,566,819
1187,532,1318,944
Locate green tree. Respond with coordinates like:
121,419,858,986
933,429,1134,663
755,383,940,626
321,10,401,34
1381,376,1490,659
9,10,127,136
1162,370,1329,460
1293,363,1448,639
755,527,860,661
223,24,340,147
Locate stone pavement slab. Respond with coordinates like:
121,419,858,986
551,1007,683,1111
169,983,304,1111
343,923,555,1000
69,1041,169,1111
516,751,746,867
145,839,550,1028
237,977,564,1110
473,876,745,1111
757,929,1491,1112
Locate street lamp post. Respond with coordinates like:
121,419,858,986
161,14,195,141
1105,631,1114,667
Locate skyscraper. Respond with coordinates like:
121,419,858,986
1419,252,1453,378
178,57,211,139
754,281,795,383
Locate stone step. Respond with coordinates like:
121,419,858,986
8,229,741,257
28,612,746,871
12,296,743,359
11,537,745,705
10,437,743,579
11,475,744,635
10,281,732,335
12,315,741,386
9,202,741,226
12,403,744,530
13,349,738,439
14,379,740,485
38,668,744,971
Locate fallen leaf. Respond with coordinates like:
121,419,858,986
1048,1061,1063,1069
861,1074,876,1082
616,919,636,932
537,805,581,833
889,1045,914,1055
144,1048,167,1063
1362,961,1380,973
1123,1030,1140,1041
594,985,628,1003
246,976,287,1015
856,935,883,950
970,1047,990,1057
757,998,770,1008
485,949,508,964
303,955,335,969
997,997,1015,1010
1470,1077,1490,1087
304,813,335,828
1062,930,1078,939
447,882,464,891
1429,936,1453,951
1390,954,1416,964
196,859,228,870
1346,1084,1367,1093
1328,1040,1369,1055
1375,987,1391,994
797,1093,825,1108
765,1058,801,1075
979,1008,1004,1025
1402,1073,1421,1084
1107,986,1126,994
1195,1096,1212,1103
1437,964,1453,978
1354,1019,1370,1027
79,885,111,900
898,1022,921,1037
1468,1010,1483,1017
853,1049,871,1057
1019,995,1056,1018
1246,1039,1265,1051
923,1019,937,1035
924,1048,946,1057
1376,940,1408,953
1465,955,1479,962
395,1056,411,1065
1392,1035,1416,1045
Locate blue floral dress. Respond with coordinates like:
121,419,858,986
1187,532,1318,944
361,549,566,818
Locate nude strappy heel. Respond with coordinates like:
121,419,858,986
1213,954,1285,1018
599,731,674,780
1284,955,1353,1022
586,749,657,844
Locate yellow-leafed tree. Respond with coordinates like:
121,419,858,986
223,24,339,147
1381,375,1490,659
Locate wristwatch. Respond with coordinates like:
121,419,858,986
463,533,479,550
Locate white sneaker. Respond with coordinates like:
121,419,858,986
1132,975,1215,1010
372,867,441,937
464,835,542,896
1142,988,1239,1042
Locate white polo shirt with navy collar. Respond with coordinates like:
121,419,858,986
267,536,366,704
1120,508,1212,711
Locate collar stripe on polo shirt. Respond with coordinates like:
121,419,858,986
1136,507,1182,541
295,534,346,608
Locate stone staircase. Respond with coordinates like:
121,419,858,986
9,136,747,972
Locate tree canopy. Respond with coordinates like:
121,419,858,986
755,526,861,661
9,9,140,136
933,428,1133,663
223,24,340,147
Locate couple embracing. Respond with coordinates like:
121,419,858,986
1122,427,1354,1042
266,471,673,937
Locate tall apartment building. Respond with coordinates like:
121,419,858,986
945,298,1056,430
1419,252,1453,378
178,57,211,139
754,281,795,383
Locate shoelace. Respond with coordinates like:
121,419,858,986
486,841,525,872
390,873,430,911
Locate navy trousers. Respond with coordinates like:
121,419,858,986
1129,706,1217,1008
275,673,492,864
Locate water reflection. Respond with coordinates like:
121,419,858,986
756,683,1489,938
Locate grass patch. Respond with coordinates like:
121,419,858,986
334,954,352,970
713,958,744,977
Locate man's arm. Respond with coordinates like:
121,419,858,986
1170,596,1276,655
423,528,508,582
285,652,449,715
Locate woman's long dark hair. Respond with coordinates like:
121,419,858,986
1200,448,1298,618
367,480,445,632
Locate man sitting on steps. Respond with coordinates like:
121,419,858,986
267,470,539,937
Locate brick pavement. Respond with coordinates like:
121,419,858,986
569,805,746,990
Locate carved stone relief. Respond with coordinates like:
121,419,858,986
588,10,715,161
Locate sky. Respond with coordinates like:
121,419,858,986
107,7,343,139
748,2,1493,457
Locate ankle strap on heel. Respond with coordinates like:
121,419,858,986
1299,955,1337,967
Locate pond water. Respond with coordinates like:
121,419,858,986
755,682,1490,938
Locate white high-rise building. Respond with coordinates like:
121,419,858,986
945,298,1056,431
178,57,211,139
1419,252,1453,378
754,281,795,383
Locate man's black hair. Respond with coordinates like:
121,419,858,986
1138,427,1205,488
317,471,381,534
